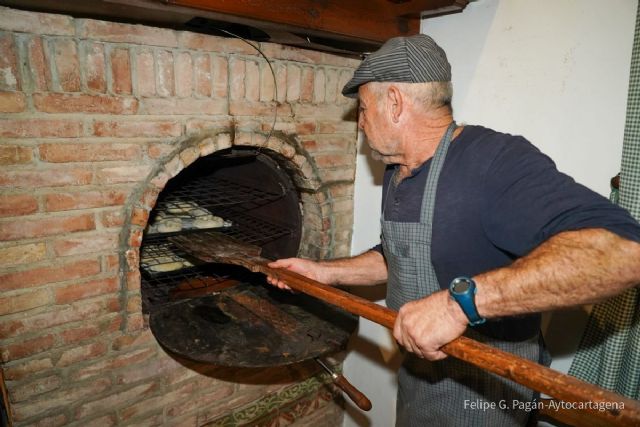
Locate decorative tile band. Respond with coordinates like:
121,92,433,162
206,372,340,426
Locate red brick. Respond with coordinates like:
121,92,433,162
85,42,106,93
126,270,141,291
60,315,121,345
126,313,144,332
1,334,55,362
0,288,50,316
0,193,38,217
0,119,82,138
245,60,259,102
27,36,50,91
130,206,149,227
313,68,326,103
93,120,181,137
300,66,314,102
229,58,245,100
57,341,108,367
10,374,62,403
136,50,155,97
260,61,275,102
179,32,256,54
147,142,173,159
52,233,119,256
142,98,226,115
318,120,357,133
212,55,228,98
3,358,53,381
259,43,324,65
0,33,19,91
313,153,354,168
166,382,233,418
111,47,132,94
0,91,26,112
55,277,119,304
0,242,46,266
194,54,212,96
95,165,152,185
275,63,287,103
105,254,119,272
175,51,193,97
126,295,141,313
30,413,68,427
77,19,178,47
115,354,182,386
0,213,94,241
120,382,195,421
0,258,100,292
295,121,316,135
157,50,175,96
52,38,80,92
0,299,110,340
0,168,92,189
325,68,339,103
0,8,74,36
34,93,138,114
0,145,33,165
76,382,157,420
229,101,292,117
100,208,125,228
45,189,128,212
304,135,352,152
111,329,154,351
11,378,111,421
286,64,301,102
127,228,143,247
319,167,354,182
39,142,142,162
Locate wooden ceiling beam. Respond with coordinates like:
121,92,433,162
165,0,467,43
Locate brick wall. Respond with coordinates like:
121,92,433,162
0,6,360,426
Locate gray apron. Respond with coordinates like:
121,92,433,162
381,122,545,426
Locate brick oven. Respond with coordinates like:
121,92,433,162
0,6,360,426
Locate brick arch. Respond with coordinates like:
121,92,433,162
117,126,335,331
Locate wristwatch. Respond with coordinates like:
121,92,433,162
449,276,486,326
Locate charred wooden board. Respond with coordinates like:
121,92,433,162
149,282,357,367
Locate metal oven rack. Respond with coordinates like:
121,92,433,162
140,173,296,313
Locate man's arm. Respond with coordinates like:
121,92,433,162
267,250,388,290
393,228,640,360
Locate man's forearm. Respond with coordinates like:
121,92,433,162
320,250,388,286
475,228,640,318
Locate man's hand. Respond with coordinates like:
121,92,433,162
393,290,468,361
266,258,331,290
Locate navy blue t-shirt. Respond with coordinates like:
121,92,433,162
374,125,640,339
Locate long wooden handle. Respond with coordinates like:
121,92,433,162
257,261,640,427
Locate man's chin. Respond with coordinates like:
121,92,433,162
371,150,396,164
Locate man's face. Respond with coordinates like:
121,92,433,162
357,84,401,164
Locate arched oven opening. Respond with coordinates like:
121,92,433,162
139,147,356,367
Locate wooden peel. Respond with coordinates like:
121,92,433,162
171,231,640,426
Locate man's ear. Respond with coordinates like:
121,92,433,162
387,85,403,123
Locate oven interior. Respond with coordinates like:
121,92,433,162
140,148,357,366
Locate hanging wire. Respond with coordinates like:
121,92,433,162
216,28,279,146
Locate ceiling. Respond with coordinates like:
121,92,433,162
0,0,469,56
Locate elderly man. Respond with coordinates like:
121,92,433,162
268,34,640,426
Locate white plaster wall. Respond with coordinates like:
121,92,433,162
344,1,637,426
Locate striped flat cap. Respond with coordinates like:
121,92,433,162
342,34,451,98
